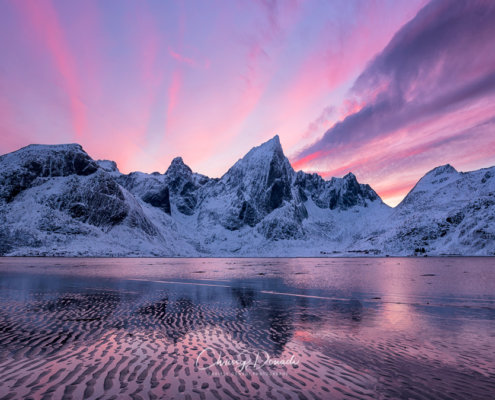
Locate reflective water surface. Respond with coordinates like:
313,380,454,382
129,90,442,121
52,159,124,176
0,257,494,399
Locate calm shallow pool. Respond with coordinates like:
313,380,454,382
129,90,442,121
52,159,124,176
0,257,494,399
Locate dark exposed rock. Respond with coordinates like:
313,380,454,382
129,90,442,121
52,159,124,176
117,157,211,216
481,171,492,183
269,179,290,210
264,140,293,212
166,157,192,180
163,157,210,216
257,215,305,240
297,186,308,202
58,172,126,227
57,171,156,235
238,201,257,227
446,212,464,225
330,173,378,210
142,187,171,215
0,223,12,255
210,135,297,232
176,181,198,215
294,171,379,210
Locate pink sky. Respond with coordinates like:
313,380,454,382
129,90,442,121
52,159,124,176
1,0,494,206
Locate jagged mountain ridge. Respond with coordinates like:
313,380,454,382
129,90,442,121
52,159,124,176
0,137,493,256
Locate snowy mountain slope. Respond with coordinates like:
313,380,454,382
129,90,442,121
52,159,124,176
0,144,197,256
196,136,304,235
117,156,212,217
0,139,493,256
364,165,495,255
193,135,388,245
0,144,98,203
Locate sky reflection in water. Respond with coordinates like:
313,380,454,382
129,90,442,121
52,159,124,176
0,257,494,399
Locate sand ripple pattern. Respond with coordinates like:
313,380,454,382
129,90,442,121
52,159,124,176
0,269,494,399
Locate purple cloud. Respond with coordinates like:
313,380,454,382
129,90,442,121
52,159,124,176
297,0,495,160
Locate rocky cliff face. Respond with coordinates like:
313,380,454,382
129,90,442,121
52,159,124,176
117,156,211,218
0,138,493,256
0,144,98,203
197,136,301,233
0,144,184,256
294,171,380,210
164,157,211,216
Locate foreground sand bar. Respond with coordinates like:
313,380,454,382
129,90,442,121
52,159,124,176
0,257,494,399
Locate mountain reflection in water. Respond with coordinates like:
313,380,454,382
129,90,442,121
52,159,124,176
0,257,494,399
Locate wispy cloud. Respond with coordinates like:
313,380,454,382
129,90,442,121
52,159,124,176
294,0,495,204
15,0,86,139
1,0,493,199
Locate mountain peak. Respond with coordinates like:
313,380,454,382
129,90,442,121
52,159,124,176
412,164,459,187
0,142,99,203
343,172,357,181
171,156,184,164
429,164,457,176
96,159,119,173
0,143,97,175
222,135,292,184
259,134,282,151
267,134,281,145
237,135,286,166
216,134,295,228
10,143,84,156
399,164,460,207
166,156,192,176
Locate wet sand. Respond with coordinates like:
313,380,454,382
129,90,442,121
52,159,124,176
0,257,494,399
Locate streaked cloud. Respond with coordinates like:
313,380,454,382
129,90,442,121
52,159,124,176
0,0,493,205
14,0,86,139
293,0,495,204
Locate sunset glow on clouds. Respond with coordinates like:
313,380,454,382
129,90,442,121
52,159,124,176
1,0,494,206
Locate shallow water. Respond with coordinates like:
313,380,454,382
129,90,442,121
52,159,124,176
0,257,494,399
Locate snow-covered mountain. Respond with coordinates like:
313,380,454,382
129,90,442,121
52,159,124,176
364,164,495,256
0,137,493,256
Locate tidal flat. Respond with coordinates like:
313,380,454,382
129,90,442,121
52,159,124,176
0,257,494,399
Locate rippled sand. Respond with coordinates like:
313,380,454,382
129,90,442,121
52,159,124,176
0,257,494,399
